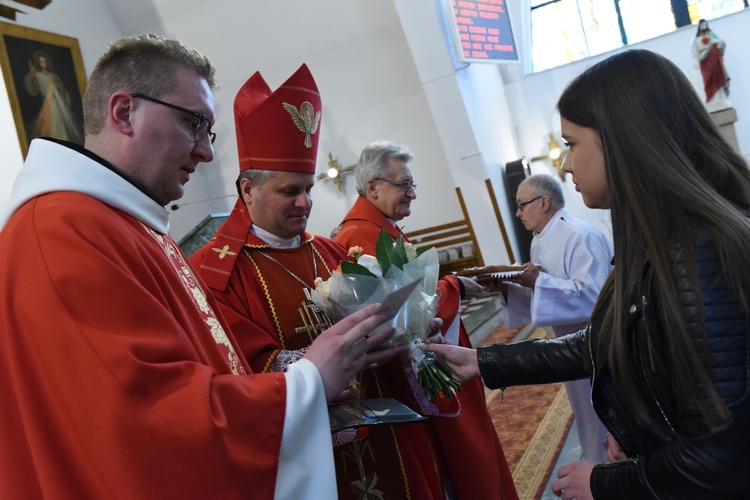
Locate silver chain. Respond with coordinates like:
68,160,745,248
256,244,318,289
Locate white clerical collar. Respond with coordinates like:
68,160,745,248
386,218,398,227
1,138,170,232
251,224,301,248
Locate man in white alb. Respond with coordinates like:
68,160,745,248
502,173,613,463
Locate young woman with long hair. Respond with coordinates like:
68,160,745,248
424,49,750,499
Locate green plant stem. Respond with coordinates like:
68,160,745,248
417,355,465,401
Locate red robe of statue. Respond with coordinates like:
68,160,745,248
336,196,519,500
701,44,728,103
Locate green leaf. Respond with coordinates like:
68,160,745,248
374,227,412,275
392,233,408,270
340,260,377,278
375,227,397,275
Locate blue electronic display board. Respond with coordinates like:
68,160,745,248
450,0,518,63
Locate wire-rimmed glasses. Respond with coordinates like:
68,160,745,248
516,195,543,211
130,93,216,144
373,177,417,193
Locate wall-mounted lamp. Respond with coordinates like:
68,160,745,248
531,133,568,181
317,152,354,191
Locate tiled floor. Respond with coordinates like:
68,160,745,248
461,295,584,500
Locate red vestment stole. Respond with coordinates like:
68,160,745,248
145,225,246,375
193,231,345,371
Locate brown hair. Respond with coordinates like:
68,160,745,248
83,34,216,135
558,49,750,428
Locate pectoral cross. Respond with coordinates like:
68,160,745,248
295,288,332,342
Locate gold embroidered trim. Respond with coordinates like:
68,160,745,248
214,233,246,244
211,245,237,259
199,264,232,276
426,428,442,490
144,225,244,375
244,242,271,249
341,440,381,499
388,424,410,499
278,84,321,97
311,243,332,276
373,375,410,498
264,349,281,374
238,156,317,165
243,248,286,350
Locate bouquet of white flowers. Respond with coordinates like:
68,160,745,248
311,228,464,403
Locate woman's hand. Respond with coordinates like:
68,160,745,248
420,342,480,381
604,433,626,461
551,460,595,500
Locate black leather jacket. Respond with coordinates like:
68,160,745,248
478,234,750,499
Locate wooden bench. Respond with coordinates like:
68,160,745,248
405,187,484,277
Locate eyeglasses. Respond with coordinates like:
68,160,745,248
130,93,216,144
373,178,417,193
516,195,543,211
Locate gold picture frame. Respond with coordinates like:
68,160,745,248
0,22,86,158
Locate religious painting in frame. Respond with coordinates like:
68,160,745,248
0,21,86,158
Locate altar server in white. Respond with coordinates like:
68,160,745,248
504,173,613,463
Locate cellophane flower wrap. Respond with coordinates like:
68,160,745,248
311,228,464,407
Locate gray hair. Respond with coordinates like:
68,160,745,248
238,168,276,186
355,141,414,196
522,174,565,209
83,34,217,135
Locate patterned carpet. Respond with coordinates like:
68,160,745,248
480,325,573,500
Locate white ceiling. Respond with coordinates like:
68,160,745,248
100,0,162,35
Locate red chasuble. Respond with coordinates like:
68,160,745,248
194,222,457,499
336,196,519,500
0,193,286,499
193,229,348,371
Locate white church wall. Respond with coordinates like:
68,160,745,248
146,0,464,240
2,1,748,257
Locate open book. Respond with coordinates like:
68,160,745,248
455,264,526,279
329,398,427,433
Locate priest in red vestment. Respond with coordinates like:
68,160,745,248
335,141,519,499
0,35,393,500
192,66,490,499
